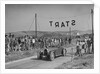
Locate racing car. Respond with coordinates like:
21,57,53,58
37,46,67,61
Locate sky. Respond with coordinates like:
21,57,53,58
5,4,94,33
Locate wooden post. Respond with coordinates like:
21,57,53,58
91,9,94,53
69,27,71,44
35,13,37,38
69,27,71,38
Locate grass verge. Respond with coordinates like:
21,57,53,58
55,54,94,69
5,49,39,63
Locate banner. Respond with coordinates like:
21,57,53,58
49,20,75,28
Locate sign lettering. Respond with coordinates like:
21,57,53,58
49,20,76,27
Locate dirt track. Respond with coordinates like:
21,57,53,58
5,45,75,69
5,55,72,69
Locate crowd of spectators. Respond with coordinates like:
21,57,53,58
76,36,93,56
5,33,45,55
5,33,93,56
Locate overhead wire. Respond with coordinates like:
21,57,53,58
38,13,91,20
26,12,91,32
28,17,35,31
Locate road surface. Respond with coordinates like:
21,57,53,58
5,46,76,69
5,55,72,69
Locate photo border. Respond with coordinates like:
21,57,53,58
0,0,100,74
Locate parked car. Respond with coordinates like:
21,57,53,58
37,46,67,61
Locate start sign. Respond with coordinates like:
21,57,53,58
49,20,75,27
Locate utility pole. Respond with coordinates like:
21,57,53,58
35,13,37,38
68,27,71,38
69,27,71,38
69,27,71,44
91,9,94,53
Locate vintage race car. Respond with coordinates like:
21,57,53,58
37,46,67,61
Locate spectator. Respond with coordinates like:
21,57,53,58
87,38,91,54
68,38,71,44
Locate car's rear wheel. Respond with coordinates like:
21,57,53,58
49,51,55,61
62,49,66,56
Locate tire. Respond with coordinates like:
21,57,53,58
62,49,66,56
49,51,55,61
37,52,43,59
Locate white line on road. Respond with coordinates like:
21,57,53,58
5,55,37,65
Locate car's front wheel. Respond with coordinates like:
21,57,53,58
49,51,55,61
